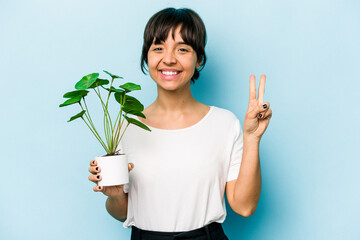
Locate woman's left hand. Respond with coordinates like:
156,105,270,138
243,74,272,141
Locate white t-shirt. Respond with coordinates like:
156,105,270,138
119,105,243,232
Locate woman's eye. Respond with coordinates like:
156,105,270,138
179,48,189,52
153,47,162,51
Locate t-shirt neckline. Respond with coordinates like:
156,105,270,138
136,105,215,133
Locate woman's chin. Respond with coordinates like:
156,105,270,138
156,81,185,91
158,84,179,91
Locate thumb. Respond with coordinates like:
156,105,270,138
128,163,134,172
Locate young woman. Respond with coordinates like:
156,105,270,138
88,7,272,240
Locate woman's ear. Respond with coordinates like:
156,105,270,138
196,59,202,68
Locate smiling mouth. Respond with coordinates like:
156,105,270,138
160,70,181,75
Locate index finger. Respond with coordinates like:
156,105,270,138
249,74,256,101
90,160,97,166
258,74,266,105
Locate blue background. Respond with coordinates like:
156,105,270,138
1,0,359,239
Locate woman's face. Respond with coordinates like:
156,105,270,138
147,25,201,91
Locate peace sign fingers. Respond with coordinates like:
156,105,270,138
258,74,266,105
248,74,266,104
244,74,271,140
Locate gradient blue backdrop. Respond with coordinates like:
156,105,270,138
1,0,359,239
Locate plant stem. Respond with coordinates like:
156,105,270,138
79,102,107,150
110,93,126,153
112,94,127,152
94,87,112,150
105,77,114,111
116,122,130,149
118,94,127,131
114,112,127,150
114,94,125,135
105,78,116,152
112,104,124,153
81,117,110,154
99,85,112,146
101,85,114,129
82,97,95,128
114,110,121,131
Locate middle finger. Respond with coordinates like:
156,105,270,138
258,74,266,105
88,174,101,183
88,166,101,174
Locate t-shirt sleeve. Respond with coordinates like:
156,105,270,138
123,183,129,193
226,118,244,182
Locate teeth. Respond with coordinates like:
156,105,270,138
161,71,179,75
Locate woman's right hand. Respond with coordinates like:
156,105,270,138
88,159,134,197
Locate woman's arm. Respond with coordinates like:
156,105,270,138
106,191,128,222
231,136,261,217
89,160,132,222
226,74,272,217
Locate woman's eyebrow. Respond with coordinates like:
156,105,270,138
153,41,188,45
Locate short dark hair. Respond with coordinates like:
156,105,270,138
140,7,207,84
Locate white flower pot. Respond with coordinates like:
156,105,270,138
95,154,129,186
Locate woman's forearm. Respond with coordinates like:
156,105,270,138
106,191,128,222
233,136,261,216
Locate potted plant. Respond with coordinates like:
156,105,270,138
59,70,151,186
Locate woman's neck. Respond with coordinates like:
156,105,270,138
152,83,199,113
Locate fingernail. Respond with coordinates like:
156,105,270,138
259,114,262,118
263,104,267,109
97,175,100,179
92,160,95,164
96,167,99,171
98,186,101,190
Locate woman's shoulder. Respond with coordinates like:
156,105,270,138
211,105,239,122
207,106,241,137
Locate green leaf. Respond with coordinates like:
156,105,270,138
119,82,141,92
124,95,141,104
75,73,99,90
124,115,151,131
67,110,86,122
126,110,146,119
122,99,144,112
63,90,89,98
114,92,125,104
103,70,124,79
59,95,82,107
89,78,109,88
104,86,125,93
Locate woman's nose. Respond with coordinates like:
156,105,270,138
162,50,176,65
